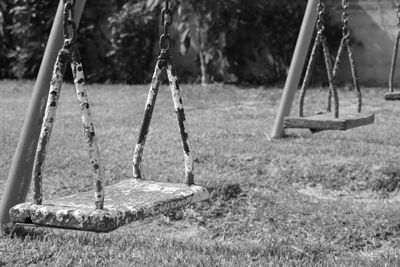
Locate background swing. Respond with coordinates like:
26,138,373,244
283,0,374,132
8,0,208,233
386,0,400,101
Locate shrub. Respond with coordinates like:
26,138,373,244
7,0,57,79
223,0,341,85
174,0,238,85
107,2,159,84
0,1,13,78
2,0,114,81
76,0,115,82
151,0,341,85
0,0,342,85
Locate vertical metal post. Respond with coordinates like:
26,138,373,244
270,0,318,139
0,0,86,229
389,32,400,93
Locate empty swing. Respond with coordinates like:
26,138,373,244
284,0,374,132
386,0,400,101
9,0,209,233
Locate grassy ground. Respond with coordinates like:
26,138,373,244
1,80,400,266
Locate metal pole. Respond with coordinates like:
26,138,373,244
270,0,318,139
0,0,86,230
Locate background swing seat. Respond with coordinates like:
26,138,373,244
384,92,400,101
284,112,375,132
9,179,209,233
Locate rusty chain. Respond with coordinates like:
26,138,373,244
299,0,339,118
159,0,173,52
63,0,77,44
342,0,350,38
316,0,325,35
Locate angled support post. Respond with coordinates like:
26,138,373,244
270,0,319,139
0,0,87,231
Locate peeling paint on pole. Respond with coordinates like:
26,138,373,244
70,47,105,209
132,65,163,179
32,43,105,210
132,55,195,186
166,63,194,185
32,49,68,206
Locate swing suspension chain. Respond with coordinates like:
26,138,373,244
342,0,362,112
299,0,339,118
330,0,362,112
341,0,349,38
389,0,400,92
33,0,105,208
64,0,76,43
132,0,194,185
316,1,325,36
63,0,77,44
159,0,173,53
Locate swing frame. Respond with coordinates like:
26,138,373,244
283,0,374,133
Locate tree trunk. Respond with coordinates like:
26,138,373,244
198,28,211,86
199,50,209,86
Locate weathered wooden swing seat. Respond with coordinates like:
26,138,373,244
284,112,375,131
10,179,209,233
384,92,400,101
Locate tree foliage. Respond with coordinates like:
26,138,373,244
146,0,237,84
5,0,57,79
0,0,342,85
0,0,12,78
146,0,332,85
107,1,159,84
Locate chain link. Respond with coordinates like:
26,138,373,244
159,0,173,51
342,0,349,38
316,0,325,35
63,0,77,44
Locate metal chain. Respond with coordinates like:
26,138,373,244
159,0,173,52
328,0,362,113
342,0,362,112
316,0,325,35
342,0,350,38
63,0,77,44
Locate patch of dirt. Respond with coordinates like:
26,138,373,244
297,183,400,205
165,183,243,223
358,245,400,260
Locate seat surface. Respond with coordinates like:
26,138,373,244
10,179,209,233
284,112,375,131
385,92,400,101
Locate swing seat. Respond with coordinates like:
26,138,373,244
9,179,209,233
284,112,375,132
384,92,400,101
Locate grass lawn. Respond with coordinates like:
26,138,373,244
1,80,400,266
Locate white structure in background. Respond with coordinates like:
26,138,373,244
330,0,397,85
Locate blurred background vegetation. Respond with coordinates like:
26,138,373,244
0,0,341,85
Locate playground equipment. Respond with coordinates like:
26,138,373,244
271,0,374,138
0,0,87,231
5,0,208,233
283,0,374,132
386,0,400,101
